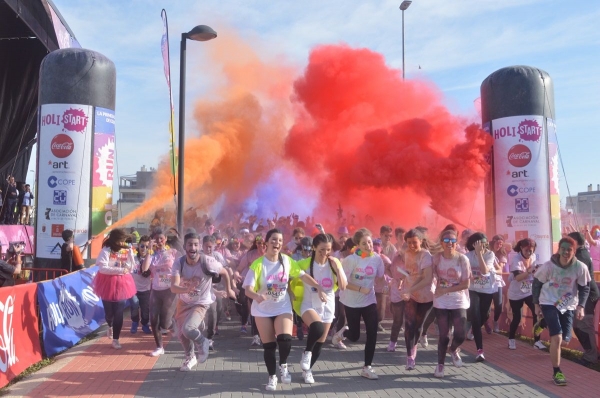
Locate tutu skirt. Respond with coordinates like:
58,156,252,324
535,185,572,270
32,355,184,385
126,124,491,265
93,273,137,301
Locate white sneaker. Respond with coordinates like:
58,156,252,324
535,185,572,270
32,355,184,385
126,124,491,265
333,340,347,350
250,335,262,347
279,364,292,384
112,339,121,349
300,351,312,371
160,328,169,335
332,326,348,346
451,348,463,367
150,347,164,357
303,370,315,384
387,341,396,352
533,340,546,350
208,339,214,351
106,326,113,339
361,366,378,380
466,331,474,341
434,364,444,378
508,339,517,350
265,375,278,391
493,321,500,333
419,335,429,348
180,355,197,371
197,338,210,363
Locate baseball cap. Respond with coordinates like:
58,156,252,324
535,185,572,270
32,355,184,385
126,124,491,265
300,236,313,250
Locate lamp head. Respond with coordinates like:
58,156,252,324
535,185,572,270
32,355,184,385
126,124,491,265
400,1,412,11
186,25,217,42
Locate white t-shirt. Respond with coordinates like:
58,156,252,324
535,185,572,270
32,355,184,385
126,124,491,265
433,253,471,310
131,254,152,292
534,257,591,311
507,252,537,300
22,192,32,206
398,250,435,303
300,259,337,317
340,253,385,308
243,255,296,317
465,250,497,294
172,255,223,306
150,248,178,291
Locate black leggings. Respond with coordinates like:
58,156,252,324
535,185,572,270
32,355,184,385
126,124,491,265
235,282,250,326
435,307,467,365
491,287,503,322
467,290,493,350
404,300,433,357
334,296,346,332
343,303,378,366
103,299,126,339
509,296,543,341
390,301,405,343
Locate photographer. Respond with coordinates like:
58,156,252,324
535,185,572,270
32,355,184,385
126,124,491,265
0,242,23,287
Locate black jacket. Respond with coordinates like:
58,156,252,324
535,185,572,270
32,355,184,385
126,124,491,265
576,246,599,302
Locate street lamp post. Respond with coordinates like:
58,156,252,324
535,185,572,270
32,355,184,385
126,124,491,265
399,1,412,80
177,25,217,237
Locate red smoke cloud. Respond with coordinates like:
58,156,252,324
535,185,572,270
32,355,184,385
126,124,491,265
285,44,491,229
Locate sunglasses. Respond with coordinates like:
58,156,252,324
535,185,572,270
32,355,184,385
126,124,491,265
139,245,149,249
442,238,457,244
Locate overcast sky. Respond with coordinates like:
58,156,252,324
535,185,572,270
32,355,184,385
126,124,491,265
43,0,600,205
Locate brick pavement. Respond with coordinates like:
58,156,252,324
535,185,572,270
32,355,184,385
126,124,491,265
4,316,598,397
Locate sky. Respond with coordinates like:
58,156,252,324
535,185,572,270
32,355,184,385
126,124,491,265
39,0,600,216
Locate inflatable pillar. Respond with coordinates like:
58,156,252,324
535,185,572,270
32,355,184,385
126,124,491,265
35,49,116,268
481,66,560,263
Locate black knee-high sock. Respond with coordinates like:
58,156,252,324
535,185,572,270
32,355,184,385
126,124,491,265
310,342,324,368
276,334,292,364
305,321,324,352
263,342,277,376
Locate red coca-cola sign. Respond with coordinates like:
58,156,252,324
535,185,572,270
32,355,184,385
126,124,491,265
507,144,531,167
50,134,74,158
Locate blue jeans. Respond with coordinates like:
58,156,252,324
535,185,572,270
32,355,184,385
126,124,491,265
130,290,150,325
540,304,574,340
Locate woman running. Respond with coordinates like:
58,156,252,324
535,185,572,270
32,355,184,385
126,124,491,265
432,229,471,378
148,229,179,356
130,235,152,334
489,235,507,333
464,232,496,362
243,228,324,391
93,228,138,349
395,228,434,370
293,233,347,384
234,235,265,342
332,228,385,380
331,237,356,347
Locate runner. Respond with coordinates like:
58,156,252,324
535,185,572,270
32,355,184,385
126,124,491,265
170,232,236,371
372,238,392,332
464,232,496,362
432,229,471,378
395,228,434,371
332,228,385,380
533,236,591,386
130,235,152,334
93,228,138,349
488,235,507,333
292,233,347,384
148,229,179,356
330,237,356,347
386,238,407,352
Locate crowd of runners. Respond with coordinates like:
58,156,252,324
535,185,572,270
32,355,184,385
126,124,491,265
90,216,598,390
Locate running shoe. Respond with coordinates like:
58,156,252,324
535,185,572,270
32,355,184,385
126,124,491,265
360,366,378,380
180,355,198,371
553,372,567,386
466,330,474,341
405,357,416,370
208,339,214,351
333,340,347,350
279,364,292,384
303,370,315,384
476,349,485,362
197,338,210,363
493,321,500,333
106,326,113,339
300,351,312,371
332,326,349,347
265,375,278,391
130,321,139,334
533,341,546,350
508,339,517,350
250,335,262,347
150,347,165,357
484,322,492,334
112,339,122,350
419,335,428,348
451,348,463,367
434,364,444,378
141,324,152,334
378,323,386,332
160,328,169,335
387,341,397,352
240,326,248,334
225,311,232,321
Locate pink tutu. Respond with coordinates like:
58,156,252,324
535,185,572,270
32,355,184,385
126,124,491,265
92,273,137,301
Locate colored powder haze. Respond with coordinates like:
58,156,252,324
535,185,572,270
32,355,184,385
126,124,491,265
110,32,492,233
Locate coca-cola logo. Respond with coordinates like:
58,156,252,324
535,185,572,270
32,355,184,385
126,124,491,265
62,108,88,133
507,144,531,167
50,134,74,158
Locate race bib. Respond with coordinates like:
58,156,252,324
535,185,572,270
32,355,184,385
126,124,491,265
181,289,201,304
266,283,287,302
473,274,492,290
554,292,574,314
157,273,172,289
520,281,532,294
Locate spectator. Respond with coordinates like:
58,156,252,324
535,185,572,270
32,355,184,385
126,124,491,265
19,184,33,225
3,175,18,224
60,230,91,272
0,242,23,287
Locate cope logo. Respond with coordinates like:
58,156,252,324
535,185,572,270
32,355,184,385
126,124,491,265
50,134,74,158
515,198,529,213
53,189,67,205
507,144,531,167
48,175,75,188
507,185,535,197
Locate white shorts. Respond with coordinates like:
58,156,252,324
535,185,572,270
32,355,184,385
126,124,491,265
301,297,335,323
